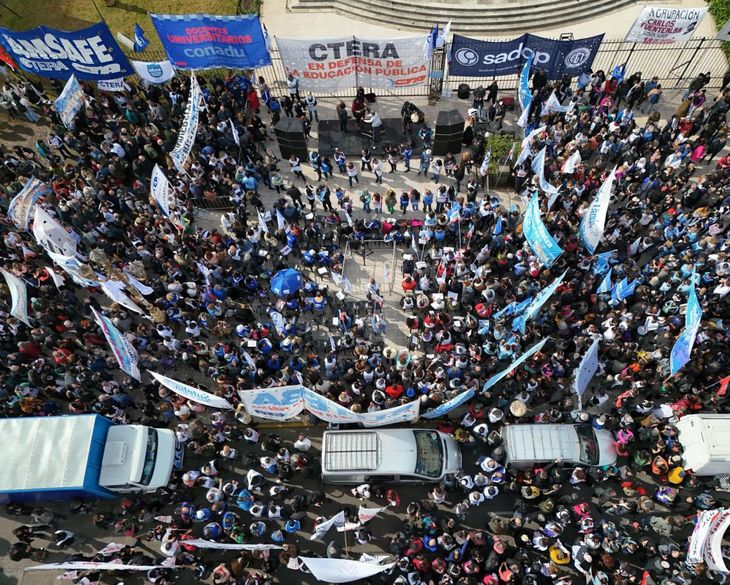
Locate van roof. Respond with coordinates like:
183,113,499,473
323,431,380,471
503,424,580,462
677,414,730,459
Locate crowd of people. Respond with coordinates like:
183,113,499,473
0,57,728,585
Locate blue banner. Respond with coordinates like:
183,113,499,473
597,268,612,294
482,338,549,393
523,194,563,267
449,33,603,79
150,13,271,70
513,269,567,334
0,22,132,80
422,388,475,419
670,272,702,376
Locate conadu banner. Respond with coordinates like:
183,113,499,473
276,35,429,90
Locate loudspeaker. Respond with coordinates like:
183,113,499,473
274,118,308,160
432,110,464,156
457,83,471,99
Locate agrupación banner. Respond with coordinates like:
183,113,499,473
0,22,132,80
625,6,707,44
151,13,271,70
276,35,429,90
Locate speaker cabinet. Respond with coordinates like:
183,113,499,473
274,117,308,160
432,110,464,156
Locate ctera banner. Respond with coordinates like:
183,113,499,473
0,22,132,80
449,33,603,79
150,13,271,70
625,6,707,44
276,35,429,90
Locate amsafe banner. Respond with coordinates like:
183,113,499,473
276,35,429,90
0,22,132,80
449,33,603,79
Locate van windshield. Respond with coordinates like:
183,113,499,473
414,431,443,478
576,425,599,465
139,428,158,485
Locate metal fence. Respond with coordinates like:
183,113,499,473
444,37,729,94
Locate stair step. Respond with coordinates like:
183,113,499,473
288,0,636,33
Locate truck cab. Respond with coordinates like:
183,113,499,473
99,425,181,492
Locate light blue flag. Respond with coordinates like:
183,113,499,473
523,194,563,268
597,268,612,294
134,23,150,52
482,337,549,393
592,250,615,275
518,52,534,110
493,216,503,235
670,271,702,376
611,277,638,303
512,269,567,334
580,168,616,254
423,25,438,62
530,147,560,209
494,296,533,320
422,388,475,419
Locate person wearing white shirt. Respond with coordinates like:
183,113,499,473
293,434,312,452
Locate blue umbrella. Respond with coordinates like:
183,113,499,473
270,268,303,297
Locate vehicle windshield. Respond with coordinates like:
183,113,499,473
139,428,158,485
414,430,443,478
576,425,599,465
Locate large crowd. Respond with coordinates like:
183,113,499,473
0,60,729,585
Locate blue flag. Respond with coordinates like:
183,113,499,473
512,269,567,334
670,271,702,376
494,296,532,320
596,268,612,294
493,216,503,235
424,25,438,62
134,23,150,53
482,337,549,393
592,250,615,275
611,277,638,303
611,63,626,82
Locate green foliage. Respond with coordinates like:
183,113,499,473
709,0,730,59
484,133,518,175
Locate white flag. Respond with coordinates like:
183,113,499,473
436,20,451,48
562,150,581,174
310,510,346,540
257,211,269,234
149,371,233,409
230,118,240,146
276,207,286,230
344,210,354,228
1,267,30,325
358,505,388,524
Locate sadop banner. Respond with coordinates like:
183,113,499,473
579,168,616,254
7,177,50,230
132,59,176,84
625,6,707,44
523,194,563,267
150,13,270,69
449,33,603,78
55,74,84,128
92,307,141,381
171,73,201,173
277,35,429,90
0,22,132,80
670,272,703,376
150,371,233,409
482,337,549,393
1,267,30,325
574,338,600,397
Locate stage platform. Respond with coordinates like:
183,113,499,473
316,118,424,157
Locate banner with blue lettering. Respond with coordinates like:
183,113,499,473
55,74,84,128
150,371,233,409
580,168,616,254
513,269,567,334
0,22,132,80
523,194,563,267
150,13,271,70
482,338,549,393
670,272,702,376
422,388,475,419
449,33,603,79
574,338,600,397
238,386,420,426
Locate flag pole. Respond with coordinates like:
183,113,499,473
343,524,349,558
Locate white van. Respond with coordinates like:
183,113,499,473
321,429,462,484
503,423,617,467
676,414,730,475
